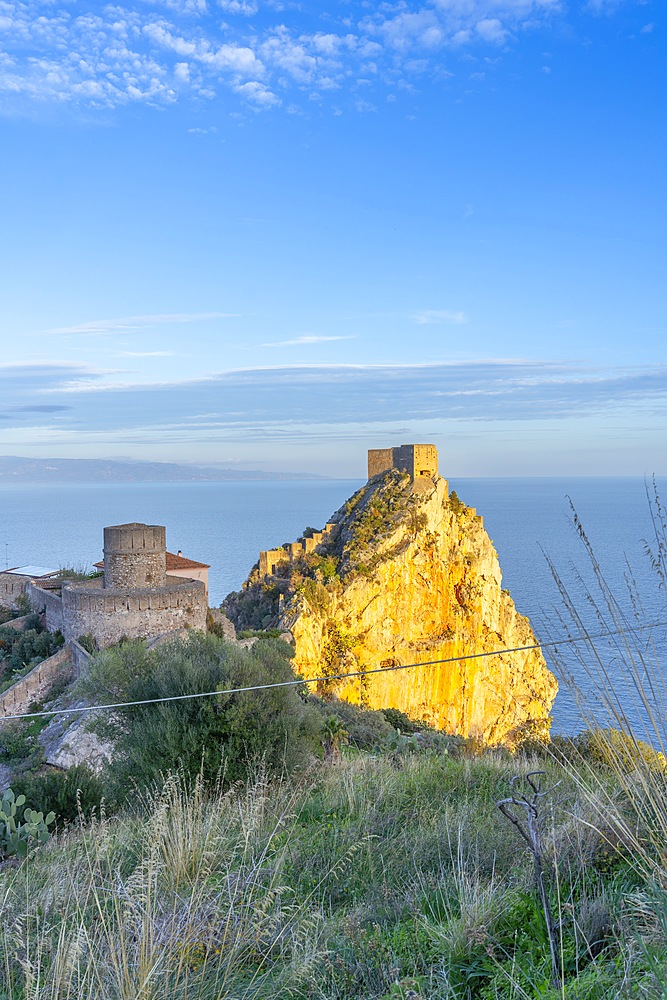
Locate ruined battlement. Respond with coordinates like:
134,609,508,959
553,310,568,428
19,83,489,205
368,443,438,486
258,522,337,581
59,574,206,647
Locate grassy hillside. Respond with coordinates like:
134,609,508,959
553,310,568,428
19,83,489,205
1,738,666,999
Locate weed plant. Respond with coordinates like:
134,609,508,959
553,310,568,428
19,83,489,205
0,747,656,999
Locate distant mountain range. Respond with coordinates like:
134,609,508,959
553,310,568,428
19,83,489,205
0,456,329,484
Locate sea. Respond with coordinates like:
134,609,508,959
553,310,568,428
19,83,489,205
1,476,666,737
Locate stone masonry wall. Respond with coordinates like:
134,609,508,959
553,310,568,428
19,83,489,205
69,638,92,674
0,572,30,610
25,583,64,634
61,575,207,647
0,614,33,633
0,647,72,720
258,523,337,582
104,523,167,590
368,444,438,482
367,448,395,480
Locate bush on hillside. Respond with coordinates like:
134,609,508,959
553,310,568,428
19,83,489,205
10,765,105,826
0,723,45,773
81,632,323,801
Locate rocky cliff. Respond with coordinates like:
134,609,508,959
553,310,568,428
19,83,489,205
224,471,557,744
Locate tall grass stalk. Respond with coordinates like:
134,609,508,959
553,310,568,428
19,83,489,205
547,480,667,884
0,769,324,998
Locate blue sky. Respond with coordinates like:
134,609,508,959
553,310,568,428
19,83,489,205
0,0,664,477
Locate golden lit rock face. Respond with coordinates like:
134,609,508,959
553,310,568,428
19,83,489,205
253,472,556,744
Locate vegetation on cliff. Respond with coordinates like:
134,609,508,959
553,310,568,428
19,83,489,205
225,471,557,743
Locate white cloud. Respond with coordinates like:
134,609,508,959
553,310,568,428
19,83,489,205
44,312,237,335
0,0,628,116
475,18,509,44
234,79,279,106
413,310,468,325
261,334,354,347
218,0,258,14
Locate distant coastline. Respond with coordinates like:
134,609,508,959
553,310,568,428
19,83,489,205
0,456,331,484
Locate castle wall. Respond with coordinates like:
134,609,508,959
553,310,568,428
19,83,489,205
259,549,289,577
69,638,92,675
0,614,33,633
368,448,396,479
257,523,337,582
103,523,167,590
25,583,64,633
61,576,207,647
0,647,72,720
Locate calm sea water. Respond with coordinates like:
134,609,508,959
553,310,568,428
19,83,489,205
1,477,665,735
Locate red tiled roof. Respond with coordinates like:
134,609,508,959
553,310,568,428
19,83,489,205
166,552,209,570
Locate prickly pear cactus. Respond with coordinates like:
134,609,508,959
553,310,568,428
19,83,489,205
0,788,55,860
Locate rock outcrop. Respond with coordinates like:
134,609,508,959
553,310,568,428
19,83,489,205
224,471,557,745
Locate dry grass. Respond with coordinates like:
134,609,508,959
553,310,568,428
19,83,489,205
0,768,324,999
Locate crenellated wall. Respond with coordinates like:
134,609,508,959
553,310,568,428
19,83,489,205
257,522,337,582
60,575,207,647
4,522,209,650
103,522,167,590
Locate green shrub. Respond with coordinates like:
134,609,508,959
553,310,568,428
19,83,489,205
0,625,63,678
222,581,281,630
11,765,105,825
0,723,45,771
82,633,324,801
382,707,427,734
317,697,395,750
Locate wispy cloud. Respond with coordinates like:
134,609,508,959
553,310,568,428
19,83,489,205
43,313,236,335
2,360,666,450
413,310,468,325
260,334,355,347
117,351,179,357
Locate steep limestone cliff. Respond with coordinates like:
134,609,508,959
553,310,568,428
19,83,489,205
224,471,557,745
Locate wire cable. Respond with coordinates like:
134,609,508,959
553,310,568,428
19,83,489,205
0,617,665,724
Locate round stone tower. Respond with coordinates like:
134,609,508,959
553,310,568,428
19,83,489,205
103,522,167,590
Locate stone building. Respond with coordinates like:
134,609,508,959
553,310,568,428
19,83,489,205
0,566,59,608
2,523,208,649
367,443,438,485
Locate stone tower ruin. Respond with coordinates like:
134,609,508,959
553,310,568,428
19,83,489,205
367,443,438,486
56,522,208,648
103,522,167,590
